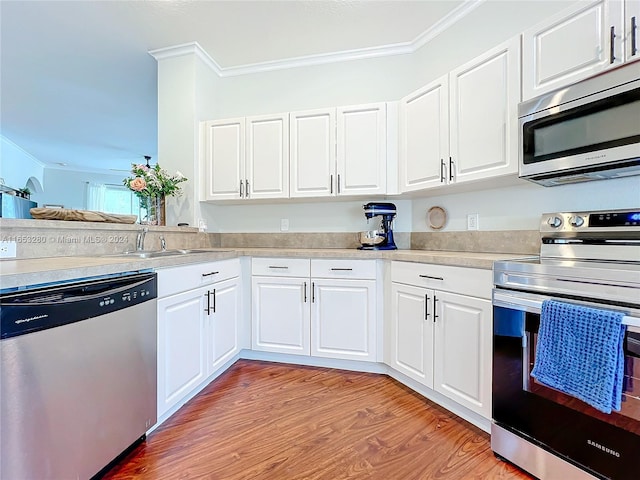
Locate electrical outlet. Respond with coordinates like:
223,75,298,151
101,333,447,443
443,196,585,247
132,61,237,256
467,214,479,231
280,218,289,231
0,241,17,258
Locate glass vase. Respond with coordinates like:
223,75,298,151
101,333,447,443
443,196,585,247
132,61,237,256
139,195,166,226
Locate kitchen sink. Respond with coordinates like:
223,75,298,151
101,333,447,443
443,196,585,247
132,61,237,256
107,249,221,259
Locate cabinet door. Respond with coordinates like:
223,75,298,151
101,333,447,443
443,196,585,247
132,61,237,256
290,109,336,198
157,288,207,417
522,0,623,101
311,278,376,361
336,103,387,196
252,276,310,355
390,283,434,388
625,0,640,63
246,113,289,200
449,37,520,184
398,75,449,192
206,277,241,376
434,291,492,419
202,118,245,201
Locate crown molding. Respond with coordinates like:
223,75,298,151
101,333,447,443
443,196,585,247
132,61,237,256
412,0,485,51
149,0,485,78
0,134,47,168
149,42,223,76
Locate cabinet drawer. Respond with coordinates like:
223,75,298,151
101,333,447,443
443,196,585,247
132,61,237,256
311,259,376,279
391,261,491,299
157,258,240,297
252,257,310,277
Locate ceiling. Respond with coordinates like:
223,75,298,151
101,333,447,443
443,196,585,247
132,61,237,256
0,0,475,175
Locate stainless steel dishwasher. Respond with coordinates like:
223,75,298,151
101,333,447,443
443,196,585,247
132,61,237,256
1,271,157,480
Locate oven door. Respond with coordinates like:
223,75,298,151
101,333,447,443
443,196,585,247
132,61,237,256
492,288,640,480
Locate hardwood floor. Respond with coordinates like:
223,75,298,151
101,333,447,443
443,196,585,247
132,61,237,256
103,360,531,479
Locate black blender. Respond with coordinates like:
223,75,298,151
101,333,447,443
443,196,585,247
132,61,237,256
358,202,397,250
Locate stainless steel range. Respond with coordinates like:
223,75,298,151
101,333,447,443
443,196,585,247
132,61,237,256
492,209,640,480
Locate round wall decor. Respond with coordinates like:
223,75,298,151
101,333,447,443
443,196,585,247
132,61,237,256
427,206,447,230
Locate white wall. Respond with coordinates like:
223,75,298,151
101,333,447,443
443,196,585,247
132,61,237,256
0,135,44,193
201,199,412,233
411,176,640,232
211,1,573,119
30,168,126,210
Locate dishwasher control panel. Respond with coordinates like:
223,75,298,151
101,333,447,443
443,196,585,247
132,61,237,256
0,272,157,339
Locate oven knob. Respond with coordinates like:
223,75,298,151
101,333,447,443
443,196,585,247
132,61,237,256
547,216,563,228
569,215,584,227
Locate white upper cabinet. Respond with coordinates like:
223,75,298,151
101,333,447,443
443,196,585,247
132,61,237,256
398,37,520,193
291,103,388,198
399,76,449,192
522,0,638,101
336,103,387,196
450,37,520,183
624,0,640,62
245,113,290,200
202,118,244,201
290,108,336,198
202,114,289,201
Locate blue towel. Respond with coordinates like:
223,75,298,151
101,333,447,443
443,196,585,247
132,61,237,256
531,300,626,414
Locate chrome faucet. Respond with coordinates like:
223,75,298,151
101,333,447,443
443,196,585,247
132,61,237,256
136,227,148,251
159,235,166,251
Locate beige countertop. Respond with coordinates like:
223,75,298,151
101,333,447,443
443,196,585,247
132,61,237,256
0,248,533,289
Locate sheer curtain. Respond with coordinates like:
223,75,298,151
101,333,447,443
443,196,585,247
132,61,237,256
86,182,106,211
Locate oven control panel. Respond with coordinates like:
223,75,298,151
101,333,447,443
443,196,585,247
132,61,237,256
541,209,640,233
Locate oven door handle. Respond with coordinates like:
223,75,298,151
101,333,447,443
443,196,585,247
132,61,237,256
493,290,543,314
493,290,640,332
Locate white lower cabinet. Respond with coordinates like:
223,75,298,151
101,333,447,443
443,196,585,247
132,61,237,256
157,288,207,417
433,291,492,419
311,278,376,361
390,283,434,387
206,277,242,375
390,261,492,419
252,275,311,355
156,259,241,418
252,258,377,361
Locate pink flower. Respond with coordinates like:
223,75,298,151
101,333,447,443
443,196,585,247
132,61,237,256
129,177,146,191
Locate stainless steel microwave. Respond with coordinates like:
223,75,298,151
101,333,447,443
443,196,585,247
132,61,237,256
519,63,640,186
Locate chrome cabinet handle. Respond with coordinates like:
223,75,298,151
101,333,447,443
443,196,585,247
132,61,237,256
433,295,439,322
330,174,334,194
440,159,445,183
419,274,444,281
632,16,638,56
330,268,353,271
268,265,288,269
610,26,616,64
312,282,315,303
303,282,307,303
337,174,341,194
202,271,219,277
449,157,454,181
425,294,430,320
245,179,250,198
240,179,244,198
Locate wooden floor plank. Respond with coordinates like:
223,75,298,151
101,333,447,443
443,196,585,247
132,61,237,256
103,360,531,479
